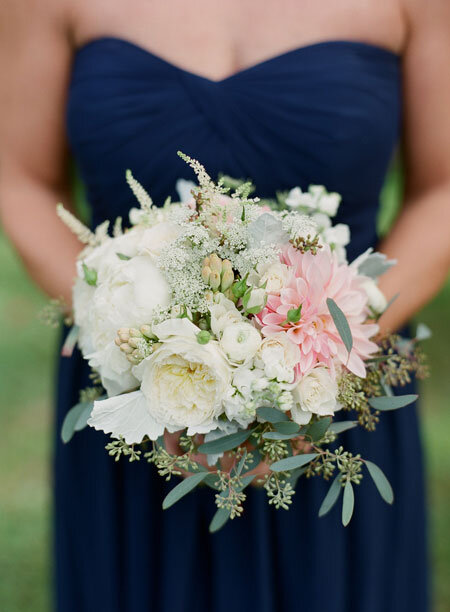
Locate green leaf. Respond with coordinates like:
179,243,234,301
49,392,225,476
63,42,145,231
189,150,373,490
287,304,302,323
243,449,262,473
61,401,93,443
116,252,131,261
162,472,209,509
256,406,289,423
82,262,97,286
273,421,300,435
262,431,299,441
234,450,247,476
238,475,256,490
305,416,332,442
368,394,417,411
287,466,307,488
342,481,354,526
271,453,319,472
198,429,252,454
209,508,231,533
326,297,353,353
328,421,358,434
365,461,394,504
318,475,342,517
203,473,222,491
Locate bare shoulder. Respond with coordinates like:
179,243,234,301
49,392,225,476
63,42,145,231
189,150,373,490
402,0,450,40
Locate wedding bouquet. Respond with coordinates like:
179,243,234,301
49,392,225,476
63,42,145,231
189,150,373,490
57,152,428,532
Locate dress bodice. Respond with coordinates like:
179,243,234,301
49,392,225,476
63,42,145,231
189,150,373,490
67,37,401,259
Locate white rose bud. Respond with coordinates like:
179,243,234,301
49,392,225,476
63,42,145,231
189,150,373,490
259,262,290,295
244,287,266,312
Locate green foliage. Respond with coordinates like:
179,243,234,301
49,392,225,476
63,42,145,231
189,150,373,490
318,475,342,517
105,437,141,462
326,297,353,353
197,429,253,454
256,406,289,423
342,481,355,526
61,401,93,443
162,473,209,509
368,394,418,411
365,461,394,504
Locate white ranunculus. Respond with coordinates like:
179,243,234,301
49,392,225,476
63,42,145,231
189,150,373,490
209,295,243,337
220,322,262,363
254,333,301,383
360,278,388,314
291,367,340,425
133,324,232,435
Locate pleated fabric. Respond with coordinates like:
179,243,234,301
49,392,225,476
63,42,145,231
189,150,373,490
55,38,428,612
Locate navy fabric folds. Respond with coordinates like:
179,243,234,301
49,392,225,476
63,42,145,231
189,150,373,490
55,38,428,611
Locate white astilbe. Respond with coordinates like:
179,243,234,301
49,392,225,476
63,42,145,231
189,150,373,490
126,169,153,211
113,216,123,237
57,204,97,246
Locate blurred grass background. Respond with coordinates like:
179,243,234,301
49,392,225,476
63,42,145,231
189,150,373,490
0,164,449,611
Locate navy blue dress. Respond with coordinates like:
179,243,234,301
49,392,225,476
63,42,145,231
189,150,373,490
56,38,428,612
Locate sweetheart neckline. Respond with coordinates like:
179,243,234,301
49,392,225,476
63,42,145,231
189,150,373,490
74,36,399,84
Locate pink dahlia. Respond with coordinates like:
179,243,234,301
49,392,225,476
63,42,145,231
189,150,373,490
256,245,379,378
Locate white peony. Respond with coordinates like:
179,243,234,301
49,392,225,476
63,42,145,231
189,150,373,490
220,322,262,363
81,255,171,396
360,278,387,314
72,277,96,355
135,221,181,257
291,367,340,425
254,333,301,383
133,318,232,435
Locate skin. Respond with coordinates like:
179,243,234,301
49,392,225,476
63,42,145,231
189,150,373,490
0,0,449,478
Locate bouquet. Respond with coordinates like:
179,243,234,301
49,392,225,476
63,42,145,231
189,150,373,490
57,152,428,532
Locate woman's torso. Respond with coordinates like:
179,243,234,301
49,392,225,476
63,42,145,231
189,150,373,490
66,0,404,260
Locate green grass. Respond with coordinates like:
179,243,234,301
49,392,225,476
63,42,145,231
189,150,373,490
0,168,449,610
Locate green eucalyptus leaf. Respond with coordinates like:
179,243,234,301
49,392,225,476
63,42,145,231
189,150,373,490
305,416,332,442
271,453,318,473
203,473,222,490
243,449,263,473
198,429,252,454
263,431,299,441
61,401,93,443
256,406,289,423
116,252,131,261
288,466,306,488
273,421,300,435
326,297,353,353
209,507,231,533
365,461,394,504
318,475,342,517
162,472,209,510
238,475,256,490
342,481,354,526
368,394,417,411
234,450,247,476
328,421,358,435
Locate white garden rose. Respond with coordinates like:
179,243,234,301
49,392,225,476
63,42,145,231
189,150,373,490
133,318,232,434
245,287,266,311
220,322,262,363
360,278,387,314
291,367,340,425
254,332,301,383
82,255,171,395
77,231,141,284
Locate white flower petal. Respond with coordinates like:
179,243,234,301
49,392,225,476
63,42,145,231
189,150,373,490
88,390,164,444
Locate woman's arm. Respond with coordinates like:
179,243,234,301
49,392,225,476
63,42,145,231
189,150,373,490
378,0,450,332
0,0,81,305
